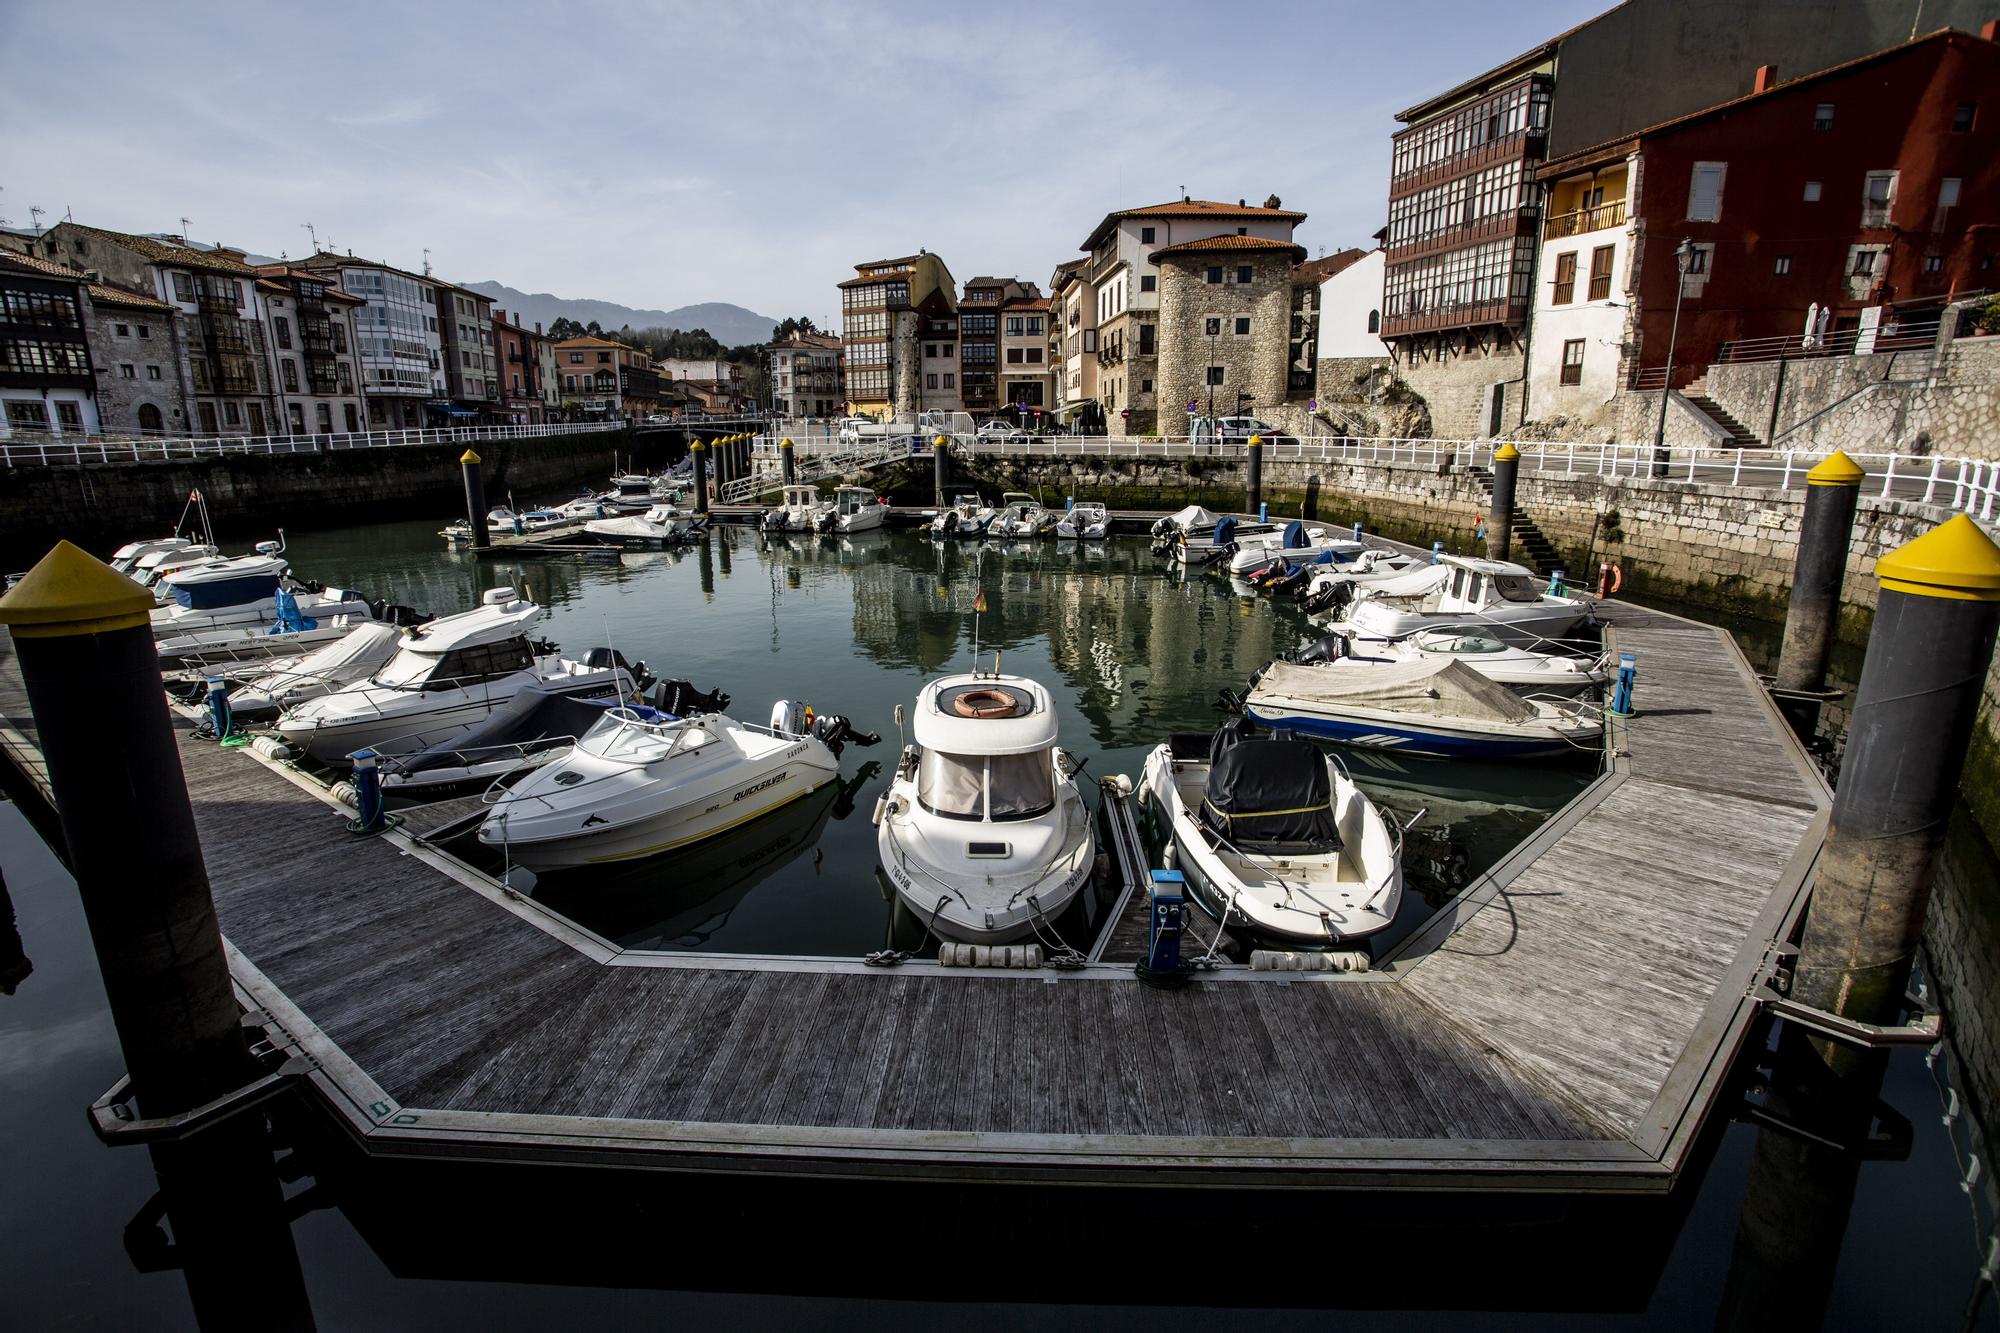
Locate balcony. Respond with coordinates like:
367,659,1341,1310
1543,199,1627,240
1380,295,1531,339
1386,208,1541,265
1389,131,1545,200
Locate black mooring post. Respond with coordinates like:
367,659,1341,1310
781,436,796,485
1774,451,1863,701
1792,515,2000,1073
461,448,489,549
934,436,949,506
691,440,709,515
1487,442,1519,563
1245,434,1264,516
0,543,251,1117
148,1126,318,1331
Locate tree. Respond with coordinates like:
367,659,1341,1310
771,315,820,342
546,316,586,340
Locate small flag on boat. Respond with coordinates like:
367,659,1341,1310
972,589,988,614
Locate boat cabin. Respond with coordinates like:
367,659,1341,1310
1000,492,1036,510
374,590,544,692
832,486,878,517
780,485,821,510
1436,557,1549,612
910,674,1061,823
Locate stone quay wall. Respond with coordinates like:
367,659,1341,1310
1699,336,2000,458
0,426,653,564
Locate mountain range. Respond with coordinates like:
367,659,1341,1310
464,282,777,345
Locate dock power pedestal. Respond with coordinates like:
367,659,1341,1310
1147,869,1186,974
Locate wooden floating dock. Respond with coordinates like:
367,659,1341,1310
0,595,1827,1192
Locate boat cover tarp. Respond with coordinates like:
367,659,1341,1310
1252,657,1537,724
1198,737,1340,854
1168,505,1218,531
1353,564,1450,601
384,689,632,776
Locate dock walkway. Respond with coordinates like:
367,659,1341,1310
0,599,1826,1191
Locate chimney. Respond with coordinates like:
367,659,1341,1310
535,322,543,334
1754,63,1779,93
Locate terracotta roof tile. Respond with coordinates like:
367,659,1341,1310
1146,234,1308,263
0,251,87,281
87,283,173,312
1083,198,1307,248
62,224,257,275
1291,247,1371,284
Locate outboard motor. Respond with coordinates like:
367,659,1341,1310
770,699,811,737
1291,633,1348,666
810,712,882,759
650,679,730,716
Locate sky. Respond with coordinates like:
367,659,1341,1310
0,0,1605,324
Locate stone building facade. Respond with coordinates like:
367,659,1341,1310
88,283,189,436
1151,235,1305,428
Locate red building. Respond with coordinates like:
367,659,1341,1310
1536,26,1999,395
491,308,543,424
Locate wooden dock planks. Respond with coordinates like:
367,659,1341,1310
0,590,1829,1189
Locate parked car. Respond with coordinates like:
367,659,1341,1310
975,420,1029,444
836,416,894,444
1214,416,1298,448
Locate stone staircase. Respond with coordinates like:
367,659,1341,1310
1466,465,1564,575
1680,375,1763,449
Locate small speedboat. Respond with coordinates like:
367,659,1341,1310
928,492,992,538
762,484,829,532
1149,504,1219,541
275,588,646,763
992,494,1058,538
1239,657,1603,760
1298,550,1428,614
134,545,224,591
225,622,406,719
112,536,202,576
477,700,841,869
816,485,886,533
585,502,702,547
1055,503,1109,540
1270,627,1609,695
1226,521,1365,576
151,553,374,642
1338,556,1592,648
874,668,1095,944
1167,515,1281,564
1140,719,1404,946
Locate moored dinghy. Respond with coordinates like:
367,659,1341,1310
875,668,1095,945
1240,657,1603,759
1140,719,1404,946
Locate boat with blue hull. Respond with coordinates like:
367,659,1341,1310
1241,657,1602,760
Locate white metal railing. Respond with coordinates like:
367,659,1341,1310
717,435,916,504
717,429,2000,526
0,420,624,467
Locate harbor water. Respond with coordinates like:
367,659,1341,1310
1,513,1995,1327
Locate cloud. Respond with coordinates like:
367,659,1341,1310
330,95,442,130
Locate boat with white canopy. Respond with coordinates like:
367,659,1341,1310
1337,556,1592,648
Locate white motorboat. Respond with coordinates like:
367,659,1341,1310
875,668,1096,945
1338,556,1592,648
762,484,829,532
1225,521,1365,575
478,701,841,869
1274,626,1609,695
134,545,223,591
274,588,645,763
1140,720,1404,946
994,497,1060,538
112,536,201,576
224,622,406,719
817,485,886,533
556,495,609,521
1298,550,1428,613
585,502,702,547
1149,504,1219,540
928,492,992,538
151,562,373,642
1240,657,1603,760
1167,515,1281,564
1055,502,1110,540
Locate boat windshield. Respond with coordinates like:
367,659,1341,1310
917,749,1055,822
1492,575,1542,603
374,638,534,690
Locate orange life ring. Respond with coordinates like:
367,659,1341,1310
952,689,1017,719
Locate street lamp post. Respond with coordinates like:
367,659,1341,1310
1651,238,1697,477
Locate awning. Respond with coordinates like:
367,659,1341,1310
425,402,478,419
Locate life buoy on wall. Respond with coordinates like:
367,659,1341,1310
952,689,1018,719
1597,562,1623,597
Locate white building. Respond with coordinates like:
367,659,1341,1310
298,252,446,429
1310,250,1391,360
1525,153,1635,423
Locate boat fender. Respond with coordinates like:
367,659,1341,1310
250,736,292,762
329,780,360,810
938,943,1044,969
1249,949,1370,972
871,795,889,827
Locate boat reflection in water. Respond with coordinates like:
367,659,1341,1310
529,766,875,951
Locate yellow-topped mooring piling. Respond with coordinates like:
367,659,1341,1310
1772,450,1866,728
1488,442,1521,563
0,542,250,1117
1792,513,2000,1071
780,435,796,486
460,448,489,549
690,439,709,514
1246,433,1264,516
934,434,950,506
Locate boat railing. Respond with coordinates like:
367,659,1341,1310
386,732,579,783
